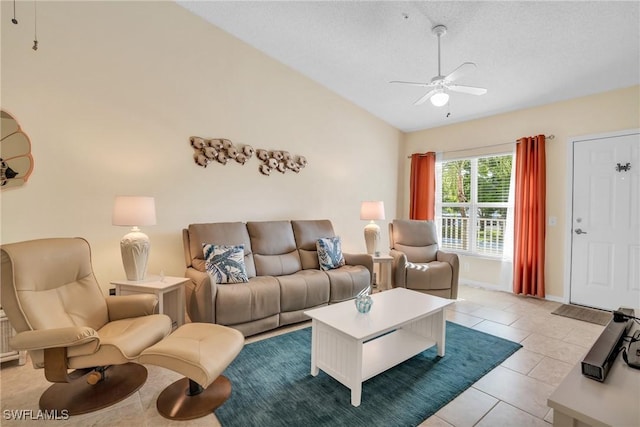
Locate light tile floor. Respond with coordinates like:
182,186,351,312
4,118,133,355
422,285,604,427
0,285,604,426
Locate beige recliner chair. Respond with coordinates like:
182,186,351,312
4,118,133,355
0,238,172,415
389,219,459,299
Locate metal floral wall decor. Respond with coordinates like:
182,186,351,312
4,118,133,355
1,110,34,189
190,137,253,167
190,136,307,176
255,149,306,176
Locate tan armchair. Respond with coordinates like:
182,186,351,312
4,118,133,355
389,219,459,299
0,238,172,415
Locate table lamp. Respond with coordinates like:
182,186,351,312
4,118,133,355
112,196,156,281
360,201,385,255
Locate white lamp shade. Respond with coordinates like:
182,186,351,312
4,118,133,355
112,196,156,227
360,201,385,221
430,91,450,107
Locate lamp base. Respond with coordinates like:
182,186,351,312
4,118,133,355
363,222,380,255
120,228,150,281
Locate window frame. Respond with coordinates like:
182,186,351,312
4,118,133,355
438,152,513,258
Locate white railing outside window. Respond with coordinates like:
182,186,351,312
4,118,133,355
441,215,506,256
475,217,506,256
441,216,469,251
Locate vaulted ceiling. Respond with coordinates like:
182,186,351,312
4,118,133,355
178,1,640,132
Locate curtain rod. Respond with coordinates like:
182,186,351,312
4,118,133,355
408,134,555,158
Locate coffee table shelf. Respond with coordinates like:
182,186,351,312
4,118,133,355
361,328,435,381
305,288,453,407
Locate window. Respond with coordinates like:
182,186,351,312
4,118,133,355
438,154,513,257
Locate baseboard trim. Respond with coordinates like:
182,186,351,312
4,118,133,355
461,281,566,304
461,280,510,293
543,294,565,304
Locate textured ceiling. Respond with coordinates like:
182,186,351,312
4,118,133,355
178,1,640,132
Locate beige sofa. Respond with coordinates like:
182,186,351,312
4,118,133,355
182,219,373,337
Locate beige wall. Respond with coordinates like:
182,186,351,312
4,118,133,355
0,2,401,292
3,1,638,302
401,85,640,299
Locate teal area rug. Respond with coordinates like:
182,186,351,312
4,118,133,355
216,322,521,427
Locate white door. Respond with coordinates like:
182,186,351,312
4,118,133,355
570,131,640,311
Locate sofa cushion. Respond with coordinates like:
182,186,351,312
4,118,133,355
325,265,370,303
187,222,257,278
247,221,301,276
390,220,439,263
395,244,438,264
406,261,453,291
316,236,345,271
276,270,330,312
203,244,249,284
215,276,280,325
291,220,336,270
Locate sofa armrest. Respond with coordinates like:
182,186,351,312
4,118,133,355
389,249,408,288
10,327,99,352
105,294,159,320
343,252,374,286
185,268,217,323
437,250,460,299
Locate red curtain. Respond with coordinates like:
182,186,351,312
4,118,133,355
409,152,436,220
513,135,546,297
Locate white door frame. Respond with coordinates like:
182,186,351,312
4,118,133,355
562,128,640,305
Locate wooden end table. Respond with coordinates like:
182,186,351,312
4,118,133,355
547,325,640,427
110,276,188,330
372,254,393,290
1,309,26,365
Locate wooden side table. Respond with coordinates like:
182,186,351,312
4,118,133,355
547,335,640,426
372,254,393,291
110,276,188,330
0,309,26,365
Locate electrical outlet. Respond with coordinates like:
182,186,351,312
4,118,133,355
463,262,470,272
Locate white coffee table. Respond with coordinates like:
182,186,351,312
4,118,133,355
304,288,454,406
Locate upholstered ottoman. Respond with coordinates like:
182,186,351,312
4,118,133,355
139,323,244,420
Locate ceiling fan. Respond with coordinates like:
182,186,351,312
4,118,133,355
391,25,487,107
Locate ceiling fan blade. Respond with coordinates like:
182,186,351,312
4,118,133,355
389,80,433,88
448,84,487,96
444,62,477,82
414,89,438,106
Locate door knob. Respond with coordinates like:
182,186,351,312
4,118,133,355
574,228,587,235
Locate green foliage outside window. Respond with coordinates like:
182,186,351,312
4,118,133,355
442,160,470,204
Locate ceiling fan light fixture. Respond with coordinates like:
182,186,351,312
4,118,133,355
430,91,449,107
391,24,486,109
